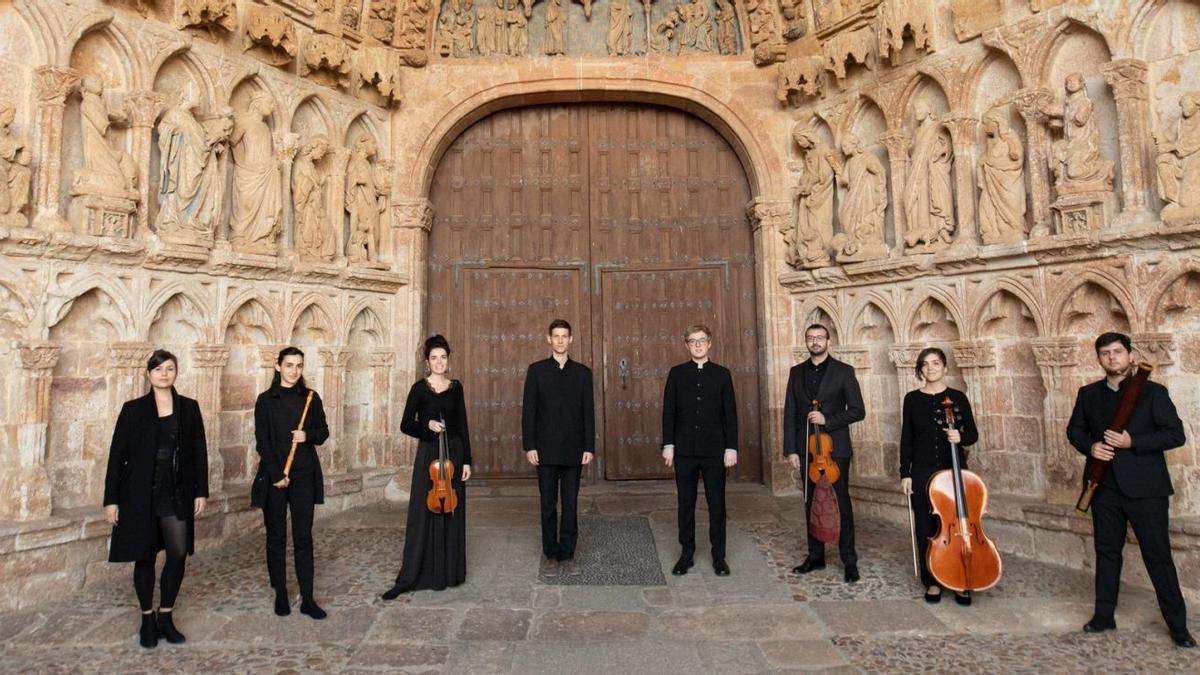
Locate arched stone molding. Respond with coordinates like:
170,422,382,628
291,93,336,139
286,293,341,343
793,295,843,340
899,286,967,341
894,70,953,120
152,46,217,113
344,109,386,150
845,294,901,343
1148,265,1200,327
44,275,137,342
228,73,284,130
1047,269,1137,335
218,291,282,343
343,301,388,346
66,16,144,91
1124,0,1187,62
10,0,59,67
141,284,217,343
1037,16,1116,86
968,278,1047,338
967,48,1025,112
841,91,893,139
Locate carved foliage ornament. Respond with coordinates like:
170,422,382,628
245,4,298,66
176,0,237,33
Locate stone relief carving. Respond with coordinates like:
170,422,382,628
294,135,335,262
477,0,508,56
607,0,635,56
785,125,835,268
0,101,32,228
1047,72,1113,195
245,4,298,66
830,134,888,262
977,109,1027,245
367,0,399,44
747,0,786,65
394,0,434,65
357,47,404,106
175,0,237,34
345,136,386,265
649,10,681,54
508,3,530,56
714,0,736,54
879,0,931,65
776,56,825,104
229,92,282,255
678,0,715,54
73,76,138,201
1154,92,1200,222
822,27,875,87
301,33,353,88
903,102,955,251
545,0,566,55
155,87,231,243
777,0,805,40
436,0,477,57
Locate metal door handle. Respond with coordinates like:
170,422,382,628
618,357,629,389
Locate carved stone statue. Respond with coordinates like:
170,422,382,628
649,10,680,54
155,87,231,241
714,0,737,55
345,136,386,264
293,135,334,262
452,0,477,57
229,92,282,254
1154,92,1200,219
544,0,566,55
73,76,138,200
508,3,529,56
678,0,715,54
477,0,509,56
0,101,32,227
607,0,634,56
903,102,955,251
1048,72,1114,193
785,126,834,268
830,134,889,263
977,109,1027,245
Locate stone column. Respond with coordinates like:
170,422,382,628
107,342,153,417
950,339,996,452
368,351,396,467
943,114,980,247
258,345,283,391
125,90,165,235
275,132,300,254
393,198,434,378
329,147,350,261
191,343,230,494
319,347,353,473
1013,87,1056,237
31,66,81,232
888,342,923,401
3,343,61,520
1101,59,1152,218
880,130,910,253
1031,337,1081,503
376,159,395,264
830,344,874,476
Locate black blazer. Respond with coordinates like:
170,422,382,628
103,389,208,562
662,361,738,457
251,387,329,508
1067,379,1185,499
521,357,595,465
782,357,865,459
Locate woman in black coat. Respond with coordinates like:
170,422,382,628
103,349,208,649
251,346,330,620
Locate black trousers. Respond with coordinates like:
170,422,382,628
674,454,727,562
1091,485,1188,631
805,455,856,566
263,470,316,598
537,464,581,561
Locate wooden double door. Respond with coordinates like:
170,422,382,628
427,104,761,482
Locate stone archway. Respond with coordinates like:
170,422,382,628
425,102,763,483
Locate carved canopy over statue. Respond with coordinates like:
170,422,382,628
229,91,282,255
155,86,232,242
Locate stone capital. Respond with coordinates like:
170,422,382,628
34,66,81,104
19,342,61,371
942,114,980,146
1101,59,1149,102
888,342,925,370
879,129,910,154
319,347,354,368
191,344,231,369
368,351,396,368
1131,332,1175,368
745,197,790,233
108,342,153,370
829,344,871,370
125,90,166,128
1012,87,1056,123
274,131,301,162
1030,337,1080,368
950,340,995,369
393,198,434,231
259,345,283,369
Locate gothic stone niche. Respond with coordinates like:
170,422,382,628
878,0,933,65
301,33,353,89
69,76,140,238
356,47,403,107
175,0,237,36
777,56,826,104
245,4,298,67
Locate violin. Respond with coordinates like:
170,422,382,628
926,396,1001,593
807,399,840,485
425,416,459,514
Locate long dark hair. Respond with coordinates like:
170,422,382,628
915,346,947,381
271,346,308,394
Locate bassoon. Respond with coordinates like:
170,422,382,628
1075,363,1153,513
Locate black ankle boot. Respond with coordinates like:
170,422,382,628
274,588,291,616
156,610,186,644
300,597,327,620
139,612,158,649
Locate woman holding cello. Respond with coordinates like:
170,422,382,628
900,347,979,605
382,335,473,598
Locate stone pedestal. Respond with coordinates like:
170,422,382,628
1051,190,1115,235
68,193,137,239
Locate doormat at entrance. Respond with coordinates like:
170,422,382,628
539,515,666,586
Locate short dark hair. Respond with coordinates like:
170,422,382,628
683,324,712,341
1094,332,1132,353
915,346,947,380
146,349,177,372
805,323,830,339
423,334,451,360
548,318,572,335
271,346,307,393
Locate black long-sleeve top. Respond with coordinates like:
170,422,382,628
522,356,595,464
662,360,738,457
899,388,978,479
400,379,473,466
254,385,329,483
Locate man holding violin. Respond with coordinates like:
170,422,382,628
1067,332,1194,648
783,324,866,583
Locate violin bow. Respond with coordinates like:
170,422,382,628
906,488,920,579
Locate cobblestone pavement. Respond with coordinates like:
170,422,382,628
1,484,1196,673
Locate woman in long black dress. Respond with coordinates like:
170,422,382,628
103,349,208,649
900,346,978,606
382,335,472,598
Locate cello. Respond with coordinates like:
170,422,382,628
807,399,840,485
926,396,1001,593
425,415,459,514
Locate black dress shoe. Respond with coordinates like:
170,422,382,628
843,564,860,583
671,557,694,576
791,558,826,575
1170,629,1196,648
713,560,731,576
138,612,158,649
156,611,186,643
924,588,942,604
300,597,327,620
274,589,291,616
954,591,972,606
1083,617,1116,633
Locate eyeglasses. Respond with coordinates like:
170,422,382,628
805,336,827,343
685,337,710,345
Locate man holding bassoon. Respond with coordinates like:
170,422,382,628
1067,332,1194,648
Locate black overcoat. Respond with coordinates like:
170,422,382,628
103,389,208,562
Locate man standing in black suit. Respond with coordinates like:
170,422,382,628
1067,332,1194,648
662,324,738,577
523,319,595,578
784,323,866,583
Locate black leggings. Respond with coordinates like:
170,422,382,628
133,515,189,611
